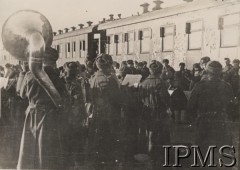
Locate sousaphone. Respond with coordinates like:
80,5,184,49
2,10,62,107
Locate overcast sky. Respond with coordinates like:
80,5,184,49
0,0,185,48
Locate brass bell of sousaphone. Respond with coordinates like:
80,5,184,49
2,10,62,108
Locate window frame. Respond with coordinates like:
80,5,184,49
219,13,240,48
160,25,176,52
186,20,203,51
126,31,135,55
139,28,152,54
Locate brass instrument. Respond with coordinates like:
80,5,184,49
2,10,62,107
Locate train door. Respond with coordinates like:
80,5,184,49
93,33,101,55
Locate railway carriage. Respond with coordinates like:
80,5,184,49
98,0,240,69
52,24,107,66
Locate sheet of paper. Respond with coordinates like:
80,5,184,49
121,74,142,87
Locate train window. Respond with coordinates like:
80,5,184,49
127,32,135,54
67,43,71,52
139,29,151,53
83,40,86,51
124,33,128,42
56,45,60,53
73,42,76,52
220,13,240,48
80,41,82,50
187,21,203,50
115,34,122,55
161,26,175,52
107,35,114,55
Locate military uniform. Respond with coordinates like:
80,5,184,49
17,48,68,169
161,65,175,87
138,62,171,166
174,69,191,91
65,75,87,166
88,55,122,169
188,61,234,170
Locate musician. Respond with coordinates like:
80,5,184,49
174,62,191,91
64,62,87,167
138,60,171,168
189,63,202,90
161,59,175,87
188,61,234,170
126,60,138,74
88,54,122,169
199,56,211,80
137,62,150,82
17,47,67,169
227,59,240,121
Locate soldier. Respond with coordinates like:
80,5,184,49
14,62,29,162
137,62,150,82
119,61,128,80
199,56,211,80
138,61,171,169
227,59,240,121
141,61,150,81
174,62,191,91
88,54,122,170
189,63,202,90
161,59,175,87
228,59,240,96
17,47,67,169
188,61,234,170
126,60,138,74
64,62,87,167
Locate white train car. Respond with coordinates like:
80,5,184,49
52,25,94,66
98,0,240,69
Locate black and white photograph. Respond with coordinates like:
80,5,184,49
0,0,239,169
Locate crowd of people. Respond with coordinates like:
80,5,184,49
0,47,239,170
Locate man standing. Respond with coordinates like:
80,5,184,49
17,47,67,169
174,62,191,91
228,59,240,121
222,58,233,82
88,54,121,169
188,61,234,170
138,61,171,169
199,56,211,80
161,59,175,87
64,62,87,167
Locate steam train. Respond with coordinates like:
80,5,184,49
53,0,240,69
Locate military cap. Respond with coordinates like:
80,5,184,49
233,59,240,64
224,58,230,61
95,55,110,70
162,59,169,64
127,60,134,65
179,62,185,67
142,61,147,66
66,62,78,71
97,54,112,66
200,56,211,64
193,63,201,70
149,60,163,74
206,61,222,75
137,62,144,68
